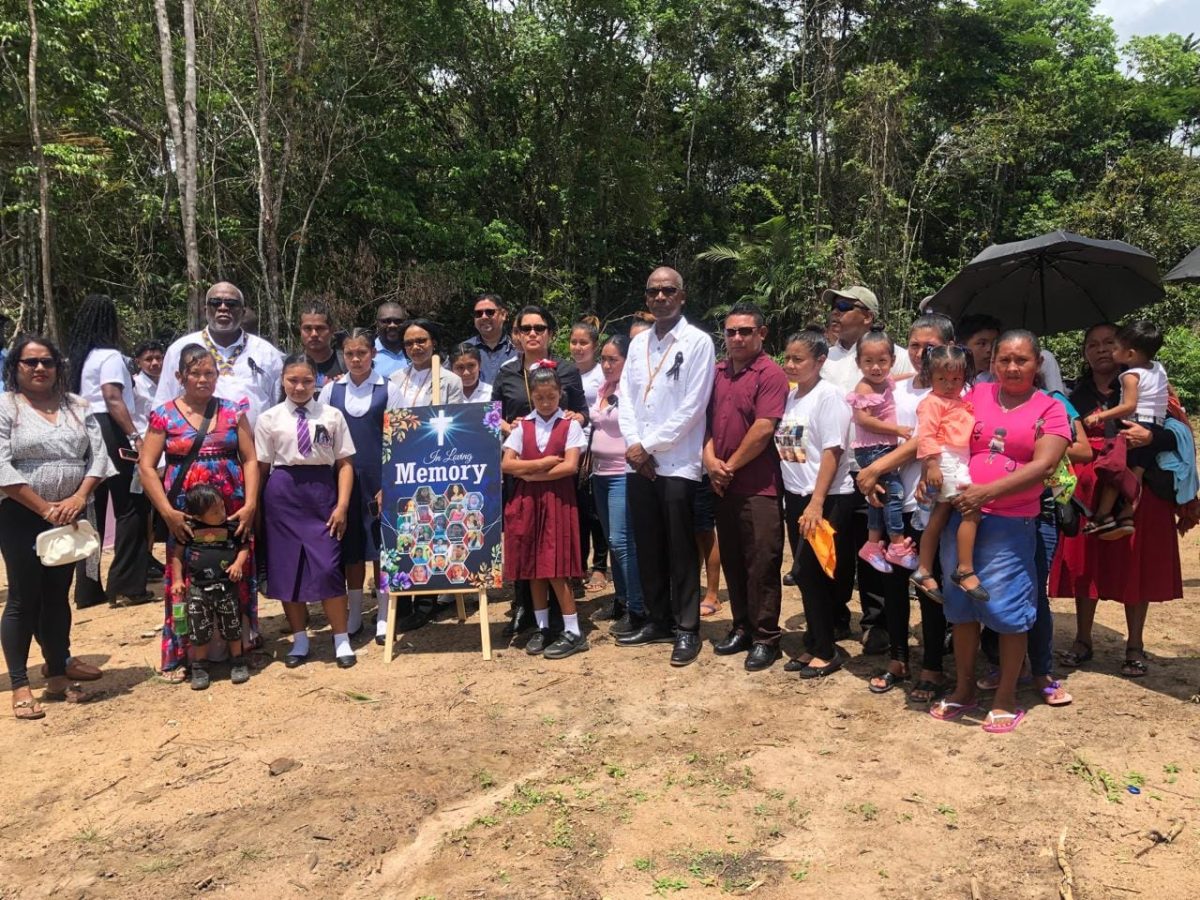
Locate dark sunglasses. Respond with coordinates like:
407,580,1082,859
724,326,757,338
518,323,549,334
474,308,499,318
207,297,243,309
18,357,57,370
378,316,404,325
644,286,679,298
831,298,866,313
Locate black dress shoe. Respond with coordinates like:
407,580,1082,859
670,632,702,667
395,604,434,632
502,606,535,637
861,626,890,655
336,654,357,669
525,628,551,655
745,643,779,671
783,656,810,672
284,654,307,669
615,622,675,646
782,572,796,587
713,630,752,656
798,655,843,679
609,611,645,636
544,631,589,659
591,600,624,622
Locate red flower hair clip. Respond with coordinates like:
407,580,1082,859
533,358,558,371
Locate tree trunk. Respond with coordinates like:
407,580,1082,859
26,0,59,344
247,0,282,344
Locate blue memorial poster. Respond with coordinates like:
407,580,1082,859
380,402,504,593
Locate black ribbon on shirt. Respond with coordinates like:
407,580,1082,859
666,351,684,380
247,357,264,377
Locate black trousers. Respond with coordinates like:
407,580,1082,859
788,491,856,661
628,473,700,633
577,477,609,574
879,513,946,671
75,412,149,605
833,492,885,633
715,493,784,646
0,502,73,689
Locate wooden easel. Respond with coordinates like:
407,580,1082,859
381,354,495,661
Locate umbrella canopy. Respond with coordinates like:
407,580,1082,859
1163,245,1200,284
922,230,1163,335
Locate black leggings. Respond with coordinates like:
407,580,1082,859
879,514,946,671
787,491,856,661
0,502,74,689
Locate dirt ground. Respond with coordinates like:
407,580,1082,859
1,532,1199,900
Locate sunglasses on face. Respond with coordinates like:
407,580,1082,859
207,298,243,310
644,286,679,298
378,317,404,326
724,327,757,338
18,357,57,370
474,308,499,318
831,299,865,313
518,323,549,335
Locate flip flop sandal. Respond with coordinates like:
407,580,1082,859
1082,517,1117,536
950,568,990,602
42,682,95,704
909,570,943,604
1121,649,1149,678
929,698,979,721
908,680,946,704
585,570,609,593
13,698,45,720
981,708,1026,733
1100,518,1135,540
868,670,908,694
1041,681,1073,706
699,599,722,617
1058,642,1093,667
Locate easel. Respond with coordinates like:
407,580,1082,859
381,354,495,662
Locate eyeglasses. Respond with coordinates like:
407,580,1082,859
517,323,549,335
378,317,404,326
403,337,431,349
644,286,679,298
18,357,56,369
474,308,499,318
724,327,758,338
831,299,866,313
207,297,243,310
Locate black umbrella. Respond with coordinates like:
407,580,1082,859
1163,245,1200,284
922,230,1164,334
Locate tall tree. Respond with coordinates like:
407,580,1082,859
25,0,58,342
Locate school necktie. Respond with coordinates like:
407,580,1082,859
296,406,313,458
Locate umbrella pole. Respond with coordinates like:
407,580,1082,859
1039,256,1047,333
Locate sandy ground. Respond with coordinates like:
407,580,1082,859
1,533,1199,900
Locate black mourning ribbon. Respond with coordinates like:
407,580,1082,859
247,357,265,376
666,351,684,380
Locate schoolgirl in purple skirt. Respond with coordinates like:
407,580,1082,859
254,354,358,668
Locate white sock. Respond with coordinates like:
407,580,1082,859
333,632,353,659
347,589,364,633
290,631,310,658
563,613,581,637
376,597,389,637
534,608,550,630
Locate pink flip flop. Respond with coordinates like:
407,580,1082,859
929,699,979,721
982,708,1026,733
1041,681,1073,707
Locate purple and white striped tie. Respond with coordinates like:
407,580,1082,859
296,406,313,458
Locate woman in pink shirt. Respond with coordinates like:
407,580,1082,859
931,330,1071,733
588,335,644,635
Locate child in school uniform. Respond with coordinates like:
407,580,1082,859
255,354,358,668
501,364,588,659
170,483,251,690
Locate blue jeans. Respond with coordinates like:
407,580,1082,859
591,474,645,614
854,445,905,537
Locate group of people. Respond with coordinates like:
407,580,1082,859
0,269,1192,732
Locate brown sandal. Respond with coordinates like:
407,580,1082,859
41,660,103,682
584,569,609,593
700,597,722,617
43,682,96,704
13,696,45,720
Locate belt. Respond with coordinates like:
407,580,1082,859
1130,414,1165,427
166,450,238,463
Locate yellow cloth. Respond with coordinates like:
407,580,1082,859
804,518,838,579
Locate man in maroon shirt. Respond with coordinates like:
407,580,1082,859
702,303,790,670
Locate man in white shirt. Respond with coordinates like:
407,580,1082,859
818,285,905,654
156,282,284,425
131,339,165,435
616,267,716,666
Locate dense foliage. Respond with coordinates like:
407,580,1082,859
2,0,1199,354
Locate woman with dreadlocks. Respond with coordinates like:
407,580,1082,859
67,294,153,609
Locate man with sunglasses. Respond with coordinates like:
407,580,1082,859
703,303,789,671
155,282,284,425
464,292,517,385
820,286,913,654
616,267,716,666
372,301,410,378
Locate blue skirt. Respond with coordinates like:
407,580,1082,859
939,511,1037,634
263,465,344,603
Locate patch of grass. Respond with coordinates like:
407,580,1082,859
239,848,265,861
1164,762,1180,784
138,858,181,874
634,856,654,871
475,769,496,789
1069,755,1123,803
504,782,549,815
629,789,648,803
473,815,500,828
1125,771,1146,788
935,803,958,826
540,714,556,726
74,824,105,845
341,689,379,703
752,803,769,817
848,802,879,822
685,752,701,764
605,762,626,779
547,814,573,849
652,875,688,894
791,864,809,882
766,788,785,801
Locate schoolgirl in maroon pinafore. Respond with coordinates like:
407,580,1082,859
502,364,589,659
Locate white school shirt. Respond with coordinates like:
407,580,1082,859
617,316,716,481
132,370,158,435
1129,360,1169,421
156,329,284,426
254,398,356,467
777,379,854,497
462,380,493,403
891,377,932,514
318,372,403,417
80,348,135,418
502,409,587,455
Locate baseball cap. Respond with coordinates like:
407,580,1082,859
822,286,879,316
